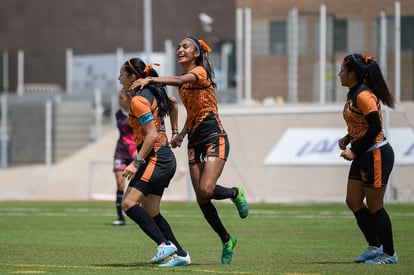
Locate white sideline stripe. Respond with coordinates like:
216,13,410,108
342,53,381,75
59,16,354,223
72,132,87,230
219,106,343,116
1,208,414,218
91,193,113,200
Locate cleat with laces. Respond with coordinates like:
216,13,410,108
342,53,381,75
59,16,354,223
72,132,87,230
158,252,191,267
232,186,248,219
354,245,383,263
150,242,177,264
221,234,237,264
365,252,398,264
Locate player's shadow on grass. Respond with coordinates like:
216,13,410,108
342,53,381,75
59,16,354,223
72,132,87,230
96,262,203,268
95,262,148,267
309,261,354,264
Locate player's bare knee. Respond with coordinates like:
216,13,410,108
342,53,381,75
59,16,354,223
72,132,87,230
121,200,133,212
198,188,213,200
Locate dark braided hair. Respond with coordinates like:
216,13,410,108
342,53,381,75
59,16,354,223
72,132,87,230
343,53,395,108
124,58,174,117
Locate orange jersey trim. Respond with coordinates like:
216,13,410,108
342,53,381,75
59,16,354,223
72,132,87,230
373,149,382,188
141,155,157,182
218,136,226,159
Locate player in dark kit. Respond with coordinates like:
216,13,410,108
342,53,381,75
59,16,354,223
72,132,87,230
112,90,135,225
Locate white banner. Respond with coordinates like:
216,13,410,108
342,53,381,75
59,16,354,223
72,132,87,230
71,52,167,94
264,128,414,165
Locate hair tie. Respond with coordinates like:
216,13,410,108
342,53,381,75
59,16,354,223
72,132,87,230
198,39,212,53
361,54,374,64
127,59,142,78
143,63,160,76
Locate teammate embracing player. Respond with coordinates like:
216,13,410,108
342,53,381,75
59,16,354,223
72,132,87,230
131,36,249,264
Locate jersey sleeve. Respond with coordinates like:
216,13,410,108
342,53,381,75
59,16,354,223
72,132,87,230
130,96,154,125
356,91,379,115
189,66,208,86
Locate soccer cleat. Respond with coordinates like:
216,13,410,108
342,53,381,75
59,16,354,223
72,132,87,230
150,242,177,264
158,252,191,267
112,220,125,226
221,234,237,264
354,245,383,263
232,186,248,219
365,252,398,264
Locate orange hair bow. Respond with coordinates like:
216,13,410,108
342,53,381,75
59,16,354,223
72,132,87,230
144,63,160,76
361,54,374,64
198,39,212,53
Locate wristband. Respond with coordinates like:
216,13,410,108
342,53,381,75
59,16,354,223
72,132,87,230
132,160,141,169
179,131,187,139
133,156,146,168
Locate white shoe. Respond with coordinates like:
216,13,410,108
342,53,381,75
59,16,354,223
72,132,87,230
150,242,177,264
158,252,191,267
354,245,383,262
112,220,125,226
365,252,398,264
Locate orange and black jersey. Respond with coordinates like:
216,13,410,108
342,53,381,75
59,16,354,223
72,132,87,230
343,83,384,155
128,88,168,152
179,66,226,144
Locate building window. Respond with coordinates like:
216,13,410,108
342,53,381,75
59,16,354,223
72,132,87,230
270,21,286,55
402,16,414,51
334,19,347,53
252,21,270,56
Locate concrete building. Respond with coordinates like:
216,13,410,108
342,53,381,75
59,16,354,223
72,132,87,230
1,0,413,103
0,0,236,93
236,0,414,103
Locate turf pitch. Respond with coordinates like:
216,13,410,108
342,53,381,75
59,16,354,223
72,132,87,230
0,201,413,274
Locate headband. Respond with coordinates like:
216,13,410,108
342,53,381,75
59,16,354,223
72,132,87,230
127,59,142,78
351,54,367,75
127,60,161,79
185,37,212,53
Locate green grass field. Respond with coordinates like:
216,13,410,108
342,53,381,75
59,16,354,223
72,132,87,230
0,201,413,275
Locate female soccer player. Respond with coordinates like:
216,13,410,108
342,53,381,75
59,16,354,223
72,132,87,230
338,53,397,264
119,57,190,267
131,37,248,264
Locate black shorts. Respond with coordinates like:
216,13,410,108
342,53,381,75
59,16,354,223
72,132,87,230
348,143,394,188
187,135,229,164
128,146,176,196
